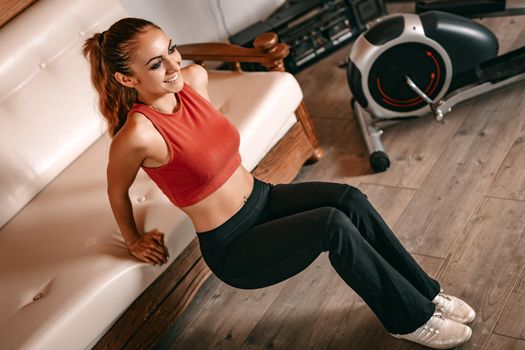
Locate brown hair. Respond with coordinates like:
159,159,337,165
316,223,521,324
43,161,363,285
82,18,160,137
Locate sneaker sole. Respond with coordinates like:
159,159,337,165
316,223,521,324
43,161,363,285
391,326,472,349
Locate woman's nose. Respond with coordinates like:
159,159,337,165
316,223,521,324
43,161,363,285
166,52,181,71
166,63,177,73
166,60,180,74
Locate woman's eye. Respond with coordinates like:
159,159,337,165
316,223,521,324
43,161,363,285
150,61,161,70
168,45,177,54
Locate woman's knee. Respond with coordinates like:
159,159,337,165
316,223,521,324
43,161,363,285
329,208,351,227
338,185,371,213
325,208,362,255
327,209,357,238
341,184,368,201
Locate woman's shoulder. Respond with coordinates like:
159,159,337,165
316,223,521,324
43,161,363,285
182,63,208,86
181,64,211,101
111,112,155,153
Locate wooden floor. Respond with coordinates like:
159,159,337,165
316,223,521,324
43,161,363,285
154,4,525,350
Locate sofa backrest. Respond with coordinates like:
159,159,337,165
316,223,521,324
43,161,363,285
0,0,127,228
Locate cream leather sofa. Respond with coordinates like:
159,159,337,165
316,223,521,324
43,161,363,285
0,0,313,349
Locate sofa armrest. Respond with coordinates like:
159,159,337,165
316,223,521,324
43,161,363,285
178,32,289,72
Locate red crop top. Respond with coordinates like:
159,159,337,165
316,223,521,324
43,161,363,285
129,83,242,207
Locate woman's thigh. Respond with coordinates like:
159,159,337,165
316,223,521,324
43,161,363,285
265,181,362,221
220,206,334,289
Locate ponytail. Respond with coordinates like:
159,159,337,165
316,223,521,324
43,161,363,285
82,18,159,137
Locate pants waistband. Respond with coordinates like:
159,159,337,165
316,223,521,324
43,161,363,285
196,177,271,246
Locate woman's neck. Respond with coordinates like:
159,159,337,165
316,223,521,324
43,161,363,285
137,91,179,114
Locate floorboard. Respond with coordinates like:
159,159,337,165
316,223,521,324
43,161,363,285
494,269,525,340
485,333,525,350
488,126,525,201
435,198,525,349
392,81,525,258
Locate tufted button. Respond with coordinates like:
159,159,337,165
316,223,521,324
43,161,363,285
33,292,43,301
83,237,98,248
39,62,46,69
137,196,146,203
79,30,86,37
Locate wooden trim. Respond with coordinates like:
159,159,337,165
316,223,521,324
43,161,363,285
178,32,288,72
294,101,324,163
0,0,38,28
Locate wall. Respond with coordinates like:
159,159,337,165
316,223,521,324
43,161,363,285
121,0,286,44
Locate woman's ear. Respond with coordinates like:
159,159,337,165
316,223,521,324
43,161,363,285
114,72,138,88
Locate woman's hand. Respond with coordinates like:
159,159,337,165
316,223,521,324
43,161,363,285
127,229,169,265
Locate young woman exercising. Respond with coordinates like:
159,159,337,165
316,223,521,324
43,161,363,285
83,17,475,349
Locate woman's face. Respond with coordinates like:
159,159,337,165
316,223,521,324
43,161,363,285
125,27,183,97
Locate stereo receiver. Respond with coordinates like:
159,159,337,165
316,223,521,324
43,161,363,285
229,0,387,72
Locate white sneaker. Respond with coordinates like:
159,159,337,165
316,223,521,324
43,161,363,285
433,290,476,324
391,312,472,349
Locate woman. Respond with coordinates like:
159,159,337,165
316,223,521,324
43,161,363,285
83,17,476,349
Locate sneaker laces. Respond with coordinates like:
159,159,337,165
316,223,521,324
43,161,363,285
434,292,453,313
433,311,445,320
410,312,445,343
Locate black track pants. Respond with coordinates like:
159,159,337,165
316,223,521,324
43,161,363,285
196,178,440,334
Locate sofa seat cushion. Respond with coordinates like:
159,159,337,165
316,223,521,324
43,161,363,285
0,70,303,350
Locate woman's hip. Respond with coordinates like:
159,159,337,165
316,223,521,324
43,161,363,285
196,177,272,273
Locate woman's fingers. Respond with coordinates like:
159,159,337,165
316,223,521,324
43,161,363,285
150,230,163,242
139,251,160,265
128,230,169,265
143,255,157,265
145,237,168,258
153,234,169,256
136,243,163,265
144,240,168,265
131,250,156,265
146,232,169,259
147,246,166,264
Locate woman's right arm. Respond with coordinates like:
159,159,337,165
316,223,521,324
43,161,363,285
106,123,168,265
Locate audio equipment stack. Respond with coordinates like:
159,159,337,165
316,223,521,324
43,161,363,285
229,0,386,73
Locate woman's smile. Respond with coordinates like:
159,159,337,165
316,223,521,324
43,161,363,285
164,71,179,83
